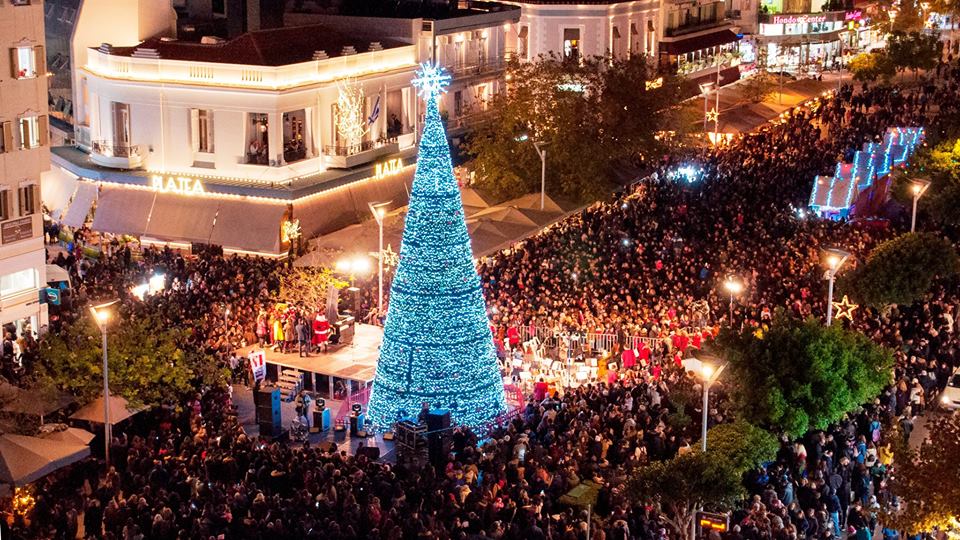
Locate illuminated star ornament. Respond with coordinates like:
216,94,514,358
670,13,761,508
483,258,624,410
411,62,452,101
706,108,720,123
832,295,858,321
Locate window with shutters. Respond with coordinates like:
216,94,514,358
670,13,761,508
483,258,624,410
18,184,37,216
10,45,44,79
19,116,42,149
192,109,214,153
0,122,11,153
0,190,10,221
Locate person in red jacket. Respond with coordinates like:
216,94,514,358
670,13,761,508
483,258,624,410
312,313,330,353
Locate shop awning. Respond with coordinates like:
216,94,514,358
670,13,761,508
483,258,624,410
209,199,286,254
91,185,156,236
660,29,740,56
60,182,97,228
0,434,90,486
144,193,219,244
40,167,78,221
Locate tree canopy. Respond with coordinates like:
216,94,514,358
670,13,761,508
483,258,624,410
465,54,685,203
848,52,896,83
840,232,959,307
701,420,781,476
713,314,893,437
885,413,960,534
886,31,941,77
36,313,226,410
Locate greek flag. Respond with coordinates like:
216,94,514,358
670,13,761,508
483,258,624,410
368,95,381,125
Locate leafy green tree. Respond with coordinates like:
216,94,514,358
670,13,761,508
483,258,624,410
629,452,743,540
848,52,897,82
894,139,960,226
887,30,942,78
884,413,960,534
466,54,683,203
892,0,925,32
702,420,780,476
36,313,226,409
276,267,347,312
713,314,894,437
840,233,959,307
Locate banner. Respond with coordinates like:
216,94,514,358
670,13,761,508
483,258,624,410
249,350,267,383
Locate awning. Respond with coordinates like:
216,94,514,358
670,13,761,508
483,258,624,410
0,434,90,486
60,182,97,228
69,395,144,425
45,264,71,285
660,29,740,56
209,199,286,254
40,167,78,221
91,185,156,236
144,193,218,244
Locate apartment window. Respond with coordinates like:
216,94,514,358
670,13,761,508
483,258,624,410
212,0,225,16
18,115,47,149
0,189,9,221
518,26,529,60
191,109,214,153
563,29,581,60
0,268,38,299
18,184,38,216
0,122,12,153
9,45,44,79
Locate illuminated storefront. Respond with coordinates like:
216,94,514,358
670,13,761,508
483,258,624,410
754,10,870,71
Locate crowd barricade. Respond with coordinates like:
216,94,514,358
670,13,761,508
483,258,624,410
583,333,618,355
625,336,663,353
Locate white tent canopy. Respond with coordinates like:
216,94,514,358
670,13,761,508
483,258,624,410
0,434,89,486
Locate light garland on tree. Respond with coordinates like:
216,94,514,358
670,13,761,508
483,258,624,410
336,79,368,148
367,63,507,430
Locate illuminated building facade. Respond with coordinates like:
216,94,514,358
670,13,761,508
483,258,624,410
44,2,519,256
1,0,49,338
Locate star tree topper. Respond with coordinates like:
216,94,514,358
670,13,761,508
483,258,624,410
832,295,858,321
412,62,452,101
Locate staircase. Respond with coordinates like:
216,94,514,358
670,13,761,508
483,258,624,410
277,369,303,401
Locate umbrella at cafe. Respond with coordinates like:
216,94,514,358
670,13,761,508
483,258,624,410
0,433,90,486
69,395,143,425
39,427,95,446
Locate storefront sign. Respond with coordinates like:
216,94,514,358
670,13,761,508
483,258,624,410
1,217,33,244
374,158,404,180
845,10,862,20
149,174,206,195
772,14,827,24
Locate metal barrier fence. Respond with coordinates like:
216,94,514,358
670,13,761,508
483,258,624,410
513,325,710,357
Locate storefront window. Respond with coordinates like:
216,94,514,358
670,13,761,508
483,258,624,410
0,268,37,299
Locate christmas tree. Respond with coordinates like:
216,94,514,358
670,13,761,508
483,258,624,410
367,64,507,429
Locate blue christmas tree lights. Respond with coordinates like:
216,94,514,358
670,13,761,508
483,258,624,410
367,63,507,430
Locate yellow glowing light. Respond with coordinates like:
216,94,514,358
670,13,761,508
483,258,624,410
832,295,858,321
701,364,714,379
150,175,205,195
827,255,840,269
724,279,744,295
374,158,404,180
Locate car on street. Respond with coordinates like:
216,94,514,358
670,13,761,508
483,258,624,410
940,367,960,410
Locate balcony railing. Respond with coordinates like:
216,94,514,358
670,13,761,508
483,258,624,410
92,140,140,157
324,136,398,158
323,137,400,169
664,18,730,37
90,140,144,169
447,56,509,78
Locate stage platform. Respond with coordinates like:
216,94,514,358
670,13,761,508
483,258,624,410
239,323,383,398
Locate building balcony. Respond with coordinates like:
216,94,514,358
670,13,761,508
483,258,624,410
447,56,509,79
323,138,400,169
90,140,144,169
664,19,731,38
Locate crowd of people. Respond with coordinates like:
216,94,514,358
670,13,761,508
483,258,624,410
9,59,960,539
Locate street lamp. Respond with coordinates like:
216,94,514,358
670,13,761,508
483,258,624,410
694,357,726,451
515,134,548,210
699,82,715,134
89,299,119,466
723,276,744,323
909,179,931,233
822,248,851,326
368,201,392,315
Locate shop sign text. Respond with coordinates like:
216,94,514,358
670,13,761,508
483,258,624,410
374,158,404,180
772,14,827,24
149,175,206,195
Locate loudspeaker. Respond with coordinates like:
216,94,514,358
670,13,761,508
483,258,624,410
313,408,331,432
255,387,281,437
356,446,380,460
426,409,452,464
349,413,366,436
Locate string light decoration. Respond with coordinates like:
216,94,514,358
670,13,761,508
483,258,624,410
336,79,368,148
367,63,507,430
832,295,859,321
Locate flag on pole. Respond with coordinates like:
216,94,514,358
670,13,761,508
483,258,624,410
368,94,381,125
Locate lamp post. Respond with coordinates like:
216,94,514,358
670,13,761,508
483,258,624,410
699,82,715,133
90,300,118,466
696,359,726,451
534,141,547,211
822,248,851,326
723,276,744,324
909,179,931,233
368,201,392,314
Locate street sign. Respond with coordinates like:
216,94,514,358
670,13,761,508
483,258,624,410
697,511,729,533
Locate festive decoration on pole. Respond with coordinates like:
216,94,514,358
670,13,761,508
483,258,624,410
336,79,368,150
832,295,858,321
367,63,507,430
